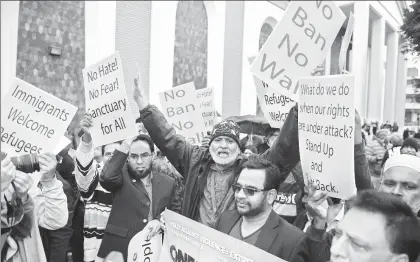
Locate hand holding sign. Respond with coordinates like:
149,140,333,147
303,183,329,229
80,112,93,143
146,219,163,240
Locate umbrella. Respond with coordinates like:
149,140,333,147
226,115,271,136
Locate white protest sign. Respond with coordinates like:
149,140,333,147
298,75,356,199
251,1,346,101
52,136,72,155
82,51,137,147
127,229,162,262
338,12,354,74
249,57,295,128
1,78,77,155
159,82,207,144
196,87,216,132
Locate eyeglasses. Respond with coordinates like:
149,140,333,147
232,183,269,196
129,153,152,161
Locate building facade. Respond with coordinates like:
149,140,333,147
1,1,412,131
405,67,420,131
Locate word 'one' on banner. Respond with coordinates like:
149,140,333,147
250,1,345,101
298,75,356,199
249,56,295,128
196,87,216,132
1,78,77,155
82,51,137,147
159,210,286,262
159,82,207,145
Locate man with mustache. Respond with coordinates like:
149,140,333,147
133,74,298,229
97,134,180,262
215,157,312,261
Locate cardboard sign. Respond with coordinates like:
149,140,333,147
159,210,287,262
298,75,356,199
127,229,162,262
251,1,346,101
159,82,207,145
338,12,354,74
196,87,216,132
249,57,295,128
82,51,137,147
1,78,77,155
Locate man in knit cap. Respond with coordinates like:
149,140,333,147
132,75,295,229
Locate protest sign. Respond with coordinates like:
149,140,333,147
1,78,77,155
338,12,354,74
127,229,162,262
250,1,346,101
159,210,286,262
51,136,72,155
298,75,356,199
82,51,137,147
249,56,295,128
196,87,216,132
159,82,207,145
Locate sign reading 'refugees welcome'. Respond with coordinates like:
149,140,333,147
298,75,356,199
251,1,346,101
1,78,77,155
159,82,207,145
82,51,137,147
159,210,286,262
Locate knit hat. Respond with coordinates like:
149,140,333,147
402,137,419,152
209,120,241,147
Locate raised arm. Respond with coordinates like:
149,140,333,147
74,113,100,200
33,153,68,230
99,138,132,192
133,73,202,177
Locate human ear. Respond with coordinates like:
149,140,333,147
267,189,277,205
391,253,409,262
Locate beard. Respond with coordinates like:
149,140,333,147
127,163,152,180
210,146,241,166
236,200,265,217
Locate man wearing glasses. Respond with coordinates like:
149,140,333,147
215,157,313,262
97,134,180,262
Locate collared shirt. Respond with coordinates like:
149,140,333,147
303,203,345,233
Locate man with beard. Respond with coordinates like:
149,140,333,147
132,75,294,229
97,134,180,261
215,157,311,261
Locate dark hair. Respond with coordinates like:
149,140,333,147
132,134,155,153
348,190,420,261
403,129,410,140
239,156,282,191
102,141,122,155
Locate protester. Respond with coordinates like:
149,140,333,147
306,190,420,262
39,149,79,262
378,153,420,215
98,134,181,261
132,74,300,230
401,137,419,156
1,153,68,262
215,157,315,261
366,129,390,188
257,128,280,154
74,113,119,262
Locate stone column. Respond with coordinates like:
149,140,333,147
394,50,407,129
382,31,399,123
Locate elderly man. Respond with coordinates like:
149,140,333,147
132,76,297,228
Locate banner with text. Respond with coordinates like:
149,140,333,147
1,78,77,155
298,75,356,199
159,82,207,145
127,228,162,262
159,210,286,262
250,1,346,101
249,56,295,128
196,87,216,132
82,51,137,147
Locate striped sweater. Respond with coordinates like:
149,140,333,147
75,141,113,262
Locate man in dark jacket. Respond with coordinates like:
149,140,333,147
216,157,311,262
97,135,180,261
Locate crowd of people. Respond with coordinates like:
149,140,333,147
2,69,420,262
